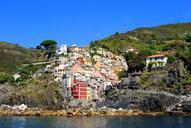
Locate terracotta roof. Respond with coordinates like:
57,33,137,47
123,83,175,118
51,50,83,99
146,54,165,58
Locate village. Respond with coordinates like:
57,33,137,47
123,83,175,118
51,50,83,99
12,42,169,107
43,44,168,106
52,44,128,104
11,41,170,108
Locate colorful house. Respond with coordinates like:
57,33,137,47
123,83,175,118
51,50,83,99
54,64,66,82
93,55,101,62
146,54,168,68
71,79,87,100
86,86,92,101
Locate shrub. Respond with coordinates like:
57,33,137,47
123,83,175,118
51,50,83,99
185,33,191,42
168,56,176,63
0,73,14,84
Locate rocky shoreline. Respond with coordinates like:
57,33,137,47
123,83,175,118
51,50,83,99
0,104,190,117
0,109,163,117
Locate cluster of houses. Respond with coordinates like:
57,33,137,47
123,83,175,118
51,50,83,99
12,43,168,104
53,45,128,102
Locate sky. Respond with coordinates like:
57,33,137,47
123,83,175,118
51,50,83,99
0,0,191,48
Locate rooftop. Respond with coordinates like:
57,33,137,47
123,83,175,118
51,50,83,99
146,54,165,58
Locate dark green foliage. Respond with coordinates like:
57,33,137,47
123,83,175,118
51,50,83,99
16,64,45,83
175,45,191,71
0,73,14,84
124,52,145,72
36,45,42,50
168,56,176,63
40,40,57,50
185,33,191,42
40,40,57,58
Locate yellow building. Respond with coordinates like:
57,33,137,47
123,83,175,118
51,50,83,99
58,56,68,64
84,58,92,66
86,87,92,101
93,55,101,62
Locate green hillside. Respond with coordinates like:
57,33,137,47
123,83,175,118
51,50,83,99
0,42,44,74
90,22,191,71
90,22,191,54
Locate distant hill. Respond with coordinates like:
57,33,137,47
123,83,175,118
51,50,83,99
0,42,44,74
90,22,191,55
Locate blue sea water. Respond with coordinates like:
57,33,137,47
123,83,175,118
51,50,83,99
0,116,190,128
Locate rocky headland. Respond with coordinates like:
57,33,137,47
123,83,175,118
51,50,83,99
1,23,191,116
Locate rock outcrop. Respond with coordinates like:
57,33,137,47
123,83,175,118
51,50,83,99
0,83,64,110
99,90,179,112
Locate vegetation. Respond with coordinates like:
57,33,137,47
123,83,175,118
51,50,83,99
0,72,14,84
167,56,176,63
15,64,46,85
90,22,191,73
0,42,45,74
37,40,57,59
185,33,191,42
123,52,145,72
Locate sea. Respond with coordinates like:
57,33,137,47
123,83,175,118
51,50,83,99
0,115,190,128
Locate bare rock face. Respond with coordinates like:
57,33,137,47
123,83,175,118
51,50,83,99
0,84,15,103
137,60,189,94
98,90,179,112
120,74,141,89
138,94,178,112
181,101,191,112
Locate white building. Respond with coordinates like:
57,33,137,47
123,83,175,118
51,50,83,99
56,44,67,55
146,54,168,68
54,64,66,82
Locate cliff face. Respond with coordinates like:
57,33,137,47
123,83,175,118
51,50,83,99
1,22,191,111
98,90,179,112
0,77,64,110
101,60,191,112
139,60,190,94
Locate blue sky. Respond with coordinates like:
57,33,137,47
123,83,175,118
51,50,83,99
0,0,191,48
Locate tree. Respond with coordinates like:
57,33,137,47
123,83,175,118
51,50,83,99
40,40,57,50
185,33,191,42
40,40,57,58
167,56,176,63
36,45,42,50
124,52,145,72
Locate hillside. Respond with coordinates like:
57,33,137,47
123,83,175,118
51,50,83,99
90,22,191,54
90,22,191,72
0,42,45,74
1,22,191,111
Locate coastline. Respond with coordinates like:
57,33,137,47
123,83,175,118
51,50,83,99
0,108,189,117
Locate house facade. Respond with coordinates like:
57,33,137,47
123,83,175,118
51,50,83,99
146,54,168,68
56,44,67,55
